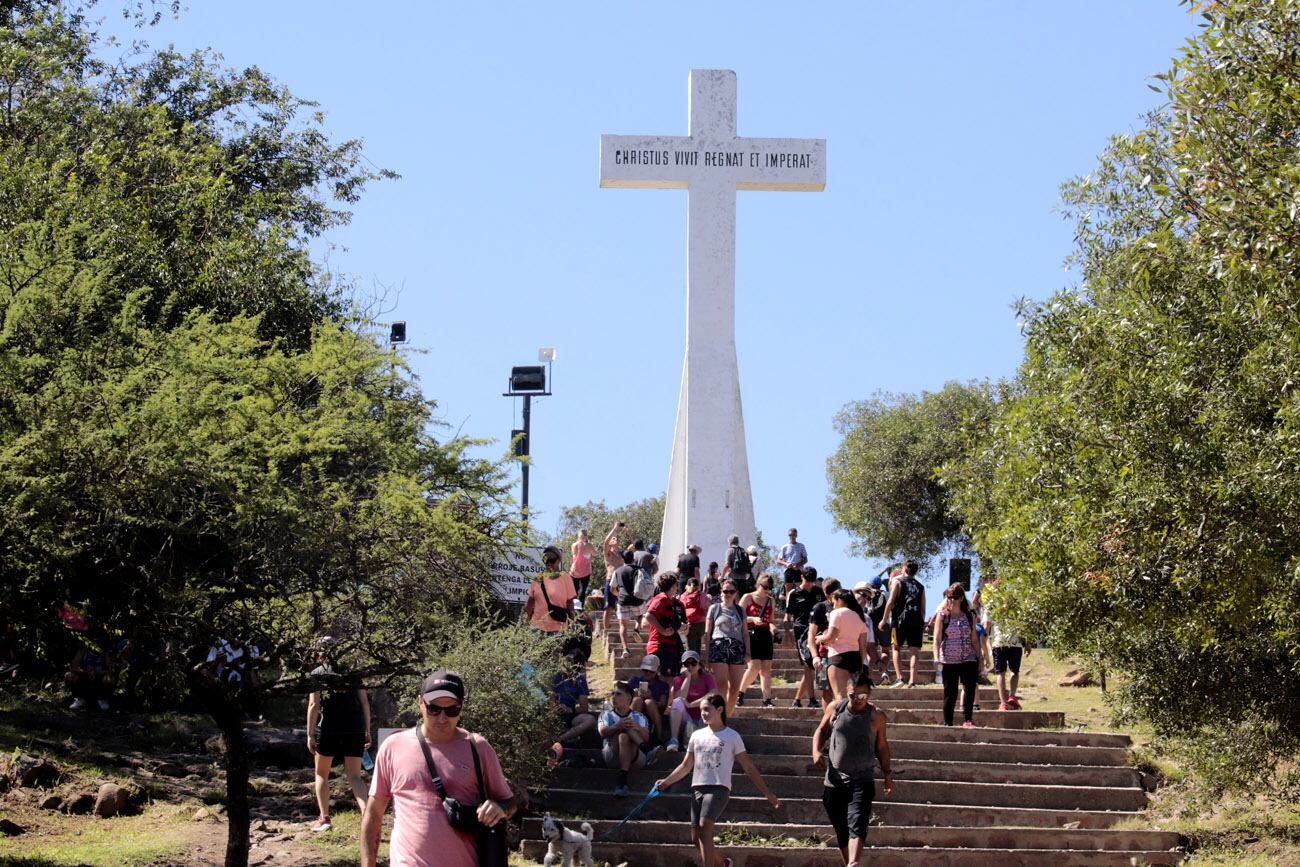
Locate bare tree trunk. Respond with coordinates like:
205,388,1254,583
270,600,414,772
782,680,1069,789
214,704,251,867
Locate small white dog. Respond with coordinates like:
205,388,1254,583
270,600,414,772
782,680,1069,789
540,812,594,867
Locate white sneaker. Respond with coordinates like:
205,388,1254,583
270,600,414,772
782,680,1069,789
666,739,680,752
96,698,109,711
69,697,87,710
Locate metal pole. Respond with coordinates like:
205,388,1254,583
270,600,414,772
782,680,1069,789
521,393,531,527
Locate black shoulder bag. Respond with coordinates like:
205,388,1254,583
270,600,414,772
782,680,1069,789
539,576,571,623
413,728,509,867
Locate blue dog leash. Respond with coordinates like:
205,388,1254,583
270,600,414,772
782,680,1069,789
597,783,660,841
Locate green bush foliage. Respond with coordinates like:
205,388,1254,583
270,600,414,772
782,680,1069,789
941,0,1300,792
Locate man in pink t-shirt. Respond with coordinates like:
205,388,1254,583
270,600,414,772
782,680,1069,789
361,671,516,867
524,546,577,634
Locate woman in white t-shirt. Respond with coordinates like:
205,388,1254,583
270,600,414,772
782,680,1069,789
656,692,780,867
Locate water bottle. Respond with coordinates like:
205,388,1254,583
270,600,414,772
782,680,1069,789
361,749,374,772
936,664,943,685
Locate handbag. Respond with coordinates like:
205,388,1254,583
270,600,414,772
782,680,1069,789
413,728,510,867
539,576,571,622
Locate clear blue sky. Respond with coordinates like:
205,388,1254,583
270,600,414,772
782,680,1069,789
109,2,1196,604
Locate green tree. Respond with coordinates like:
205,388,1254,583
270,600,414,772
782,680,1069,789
0,6,519,865
949,0,1300,794
826,380,997,566
554,494,665,587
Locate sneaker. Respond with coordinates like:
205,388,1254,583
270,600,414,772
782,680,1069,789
977,674,994,686
1008,696,1022,710
310,817,332,833
96,698,109,711
761,698,775,708
998,702,1010,712
69,697,87,710
666,738,680,752
722,859,733,867
736,692,745,706
791,700,802,708
808,697,820,709
907,682,918,688
614,784,630,798
962,720,976,728
619,649,629,659
890,681,905,689
644,746,662,766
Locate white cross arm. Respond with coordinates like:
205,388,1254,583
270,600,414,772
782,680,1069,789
600,134,826,192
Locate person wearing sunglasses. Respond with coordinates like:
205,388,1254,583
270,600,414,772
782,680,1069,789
812,671,894,867
702,580,751,716
361,671,517,867
666,650,717,751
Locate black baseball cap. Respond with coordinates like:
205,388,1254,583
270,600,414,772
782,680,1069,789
421,670,465,704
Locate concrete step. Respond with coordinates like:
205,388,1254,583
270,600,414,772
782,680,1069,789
551,754,1142,787
532,788,1145,829
550,768,1145,810
729,688,1004,705
519,818,1182,854
734,735,1132,766
521,840,1183,866
726,709,1065,733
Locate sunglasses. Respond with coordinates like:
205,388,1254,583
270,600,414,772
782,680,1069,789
684,659,700,666
850,693,871,702
723,589,737,594
424,702,463,717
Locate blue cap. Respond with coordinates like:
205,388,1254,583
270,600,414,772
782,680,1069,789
648,543,659,554
869,575,885,589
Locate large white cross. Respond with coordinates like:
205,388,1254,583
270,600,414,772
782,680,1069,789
600,69,825,568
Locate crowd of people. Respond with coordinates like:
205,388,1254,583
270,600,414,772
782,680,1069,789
288,524,1031,867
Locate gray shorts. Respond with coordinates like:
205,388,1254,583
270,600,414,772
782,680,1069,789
690,784,731,826
602,740,647,770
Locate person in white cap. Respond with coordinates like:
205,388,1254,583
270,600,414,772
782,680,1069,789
666,649,717,751
361,670,516,867
629,653,670,748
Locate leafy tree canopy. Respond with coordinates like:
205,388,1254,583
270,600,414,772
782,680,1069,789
947,0,1300,796
553,494,665,585
0,5,518,864
826,380,997,567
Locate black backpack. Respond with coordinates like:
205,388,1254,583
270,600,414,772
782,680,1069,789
727,545,752,576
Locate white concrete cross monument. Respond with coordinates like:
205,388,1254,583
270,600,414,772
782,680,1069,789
600,69,825,569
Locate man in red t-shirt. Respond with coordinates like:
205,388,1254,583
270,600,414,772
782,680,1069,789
644,572,686,677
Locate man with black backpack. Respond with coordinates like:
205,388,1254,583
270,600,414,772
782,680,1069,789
880,559,927,688
721,534,754,595
615,549,655,660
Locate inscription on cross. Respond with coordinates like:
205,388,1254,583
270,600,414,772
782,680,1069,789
599,70,826,569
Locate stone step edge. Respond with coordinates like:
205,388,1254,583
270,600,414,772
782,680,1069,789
537,787,1146,818
544,776,1144,798
551,756,1141,781
746,725,1131,748
518,818,1182,848
518,841,1184,865
558,739,1132,766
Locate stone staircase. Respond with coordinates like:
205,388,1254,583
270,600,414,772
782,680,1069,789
521,632,1183,866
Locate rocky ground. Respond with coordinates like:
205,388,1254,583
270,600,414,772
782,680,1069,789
0,698,378,866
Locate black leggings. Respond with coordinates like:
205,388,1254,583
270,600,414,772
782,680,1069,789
942,660,979,725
